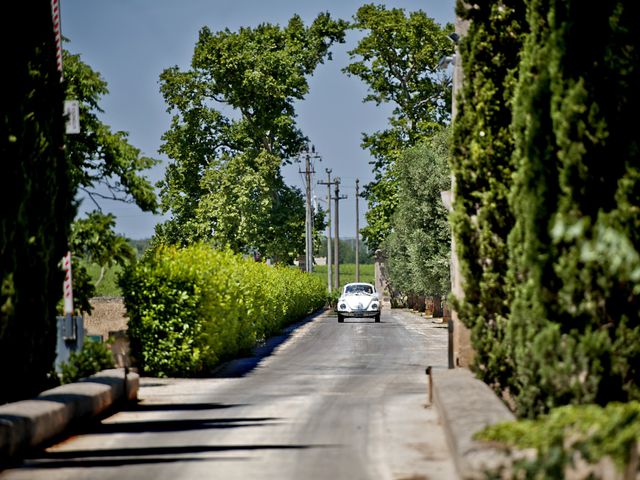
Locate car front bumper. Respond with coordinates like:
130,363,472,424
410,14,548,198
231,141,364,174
336,309,380,318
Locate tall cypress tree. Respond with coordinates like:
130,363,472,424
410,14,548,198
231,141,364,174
450,0,526,393
0,2,75,403
509,0,640,416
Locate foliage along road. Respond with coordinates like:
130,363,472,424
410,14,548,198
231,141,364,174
1,308,456,480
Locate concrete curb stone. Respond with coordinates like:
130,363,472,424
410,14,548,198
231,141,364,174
0,368,139,461
430,367,515,479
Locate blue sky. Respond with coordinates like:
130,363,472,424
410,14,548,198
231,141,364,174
61,0,455,239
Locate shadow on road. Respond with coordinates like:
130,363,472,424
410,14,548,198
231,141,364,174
91,417,280,434
121,402,245,412
19,443,335,470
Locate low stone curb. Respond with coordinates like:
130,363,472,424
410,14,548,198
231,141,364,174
0,368,138,461
430,367,515,479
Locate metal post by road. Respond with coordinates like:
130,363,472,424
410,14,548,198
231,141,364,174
333,178,347,290
355,179,360,283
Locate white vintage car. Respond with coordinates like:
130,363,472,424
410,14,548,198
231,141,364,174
336,282,381,323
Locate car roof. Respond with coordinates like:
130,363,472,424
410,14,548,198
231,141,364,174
344,282,375,288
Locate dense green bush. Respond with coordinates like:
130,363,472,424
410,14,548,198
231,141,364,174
0,3,76,403
450,0,526,394
120,244,326,377
507,0,640,416
60,339,115,384
451,0,640,417
476,402,640,478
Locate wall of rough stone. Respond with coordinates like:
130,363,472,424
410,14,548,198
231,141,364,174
83,297,130,368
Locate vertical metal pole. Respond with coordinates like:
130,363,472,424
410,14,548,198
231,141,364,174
334,178,340,290
326,169,333,292
355,179,360,283
448,319,455,369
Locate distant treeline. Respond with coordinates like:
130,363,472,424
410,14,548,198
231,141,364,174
128,238,151,257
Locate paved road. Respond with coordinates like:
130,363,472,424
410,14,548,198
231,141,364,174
1,308,457,480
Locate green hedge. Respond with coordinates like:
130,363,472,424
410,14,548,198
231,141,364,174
120,244,326,377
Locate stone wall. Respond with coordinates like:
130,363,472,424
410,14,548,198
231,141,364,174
83,297,130,368
83,297,127,340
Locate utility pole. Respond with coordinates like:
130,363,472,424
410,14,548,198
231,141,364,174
333,178,347,290
318,169,336,292
355,179,360,283
299,144,319,273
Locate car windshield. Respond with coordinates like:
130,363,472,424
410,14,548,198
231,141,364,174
345,284,373,295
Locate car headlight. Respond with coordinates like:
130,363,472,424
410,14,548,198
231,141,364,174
339,303,347,310
370,302,379,310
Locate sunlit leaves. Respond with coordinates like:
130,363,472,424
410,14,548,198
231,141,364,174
344,4,454,249
120,244,326,376
157,14,347,257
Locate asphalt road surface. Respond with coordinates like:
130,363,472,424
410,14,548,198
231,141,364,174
1,308,457,480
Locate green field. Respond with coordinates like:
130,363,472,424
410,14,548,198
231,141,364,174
310,263,375,291
86,263,123,297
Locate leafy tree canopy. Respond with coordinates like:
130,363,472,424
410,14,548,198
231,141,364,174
344,4,454,250
383,128,451,298
156,13,347,259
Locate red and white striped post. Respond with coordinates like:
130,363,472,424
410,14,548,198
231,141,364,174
50,0,63,79
63,251,74,316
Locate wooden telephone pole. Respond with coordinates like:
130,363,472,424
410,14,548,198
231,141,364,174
333,178,347,290
299,144,319,272
317,169,337,292
355,179,360,283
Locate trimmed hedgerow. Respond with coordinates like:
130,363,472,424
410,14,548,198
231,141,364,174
119,244,326,377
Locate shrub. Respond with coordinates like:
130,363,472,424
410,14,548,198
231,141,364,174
120,244,326,377
476,402,640,479
60,339,115,384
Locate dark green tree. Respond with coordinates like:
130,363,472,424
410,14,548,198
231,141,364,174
344,4,454,250
450,0,526,394
156,13,347,260
384,129,451,300
508,0,640,416
0,3,76,403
